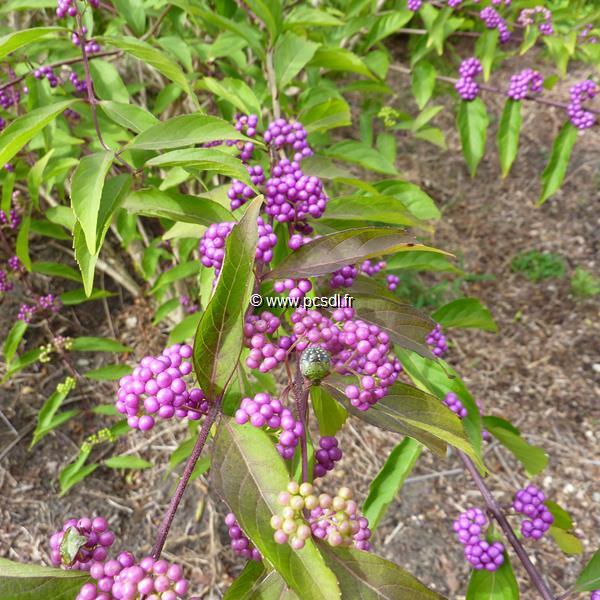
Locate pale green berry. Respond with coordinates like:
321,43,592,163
290,495,305,511
299,482,313,497
287,481,300,495
282,507,295,520
304,495,318,510
297,524,311,540
282,519,297,535
270,515,283,530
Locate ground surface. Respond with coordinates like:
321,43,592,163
1,50,599,599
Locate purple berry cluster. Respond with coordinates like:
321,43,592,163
39,293,61,312
227,165,265,210
0,270,13,293
579,24,598,45
0,203,21,230
265,159,329,223
274,277,313,299
0,74,26,110
512,485,554,540
427,324,448,357
330,265,358,289
79,553,190,600
386,274,399,291
232,113,258,162
455,58,483,101
34,66,59,88
314,436,343,478
480,7,511,43
448,0,462,8
591,591,600,600
244,311,288,372
50,516,115,570
56,0,99,18
361,259,387,276
443,392,467,418
264,118,312,162
407,0,422,10
453,508,505,571
224,513,262,561
72,28,101,54
18,303,37,323
567,80,597,130
507,69,543,101
116,344,208,431
234,392,303,459
180,295,199,314
518,7,553,35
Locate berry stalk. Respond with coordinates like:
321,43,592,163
293,357,310,483
458,452,555,600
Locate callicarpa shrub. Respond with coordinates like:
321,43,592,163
0,0,598,598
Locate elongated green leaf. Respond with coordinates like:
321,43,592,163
31,377,76,447
264,227,445,280
274,32,319,89
1,0,56,12
432,298,497,332
299,98,351,134
224,564,299,599
73,223,97,297
98,36,194,99
99,101,159,133
497,100,522,178
0,27,64,60
0,558,90,600
310,46,375,80
200,77,261,116
111,0,146,36
482,417,548,476
374,180,440,221
30,220,70,241
544,500,573,531
27,149,54,210
89,60,129,103
71,151,114,254
168,312,202,344
362,438,422,530
212,419,340,599
3,321,28,365
84,364,132,381
576,548,600,592
287,6,343,27
477,28,499,81
365,10,412,48
70,337,131,352
153,298,180,325
32,262,81,282
412,61,436,110
466,555,519,599
104,455,152,470
128,114,246,151
193,196,262,401
15,213,31,271
426,6,451,54
151,261,200,294
244,0,282,41
386,251,460,273
124,187,232,226
537,122,578,205
322,140,398,175
60,288,114,305
550,527,583,555
311,386,347,437
0,100,75,167
319,544,444,599
457,98,489,177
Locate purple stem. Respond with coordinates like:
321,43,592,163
458,452,555,600
293,358,309,482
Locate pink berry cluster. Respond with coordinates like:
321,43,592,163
567,80,597,130
578,24,597,45
313,436,343,478
264,118,312,162
455,58,483,101
179,295,199,314
69,71,87,93
17,294,61,323
447,0,462,8
72,28,101,54
407,0,422,10
507,69,543,101
361,259,387,276
116,344,208,431
0,205,21,230
224,513,262,561
330,265,358,289
50,516,115,570
271,482,371,551
199,217,276,279
512,485,554,540
453,508,506,571
56,0,99,18
244,311,289,372
427,324,448,357
386,274,400,291
480,7,510,43
234,392,303,459
518,7,553,35
227,165,265,210
78,553,190,600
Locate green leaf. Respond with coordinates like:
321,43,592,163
150,261,200,294
322,140,398,175
374,180,440,221
31,377,77,447
386,251,460,273
15,213,31,271
497,99,522,178
412,61,436,110
550,527,583,555
362,438,422,530
477,28,499,81
432,298,497,332
70,337,131,352
537,122,578,205
60,288,114,305
0,557,90,600
88,60,129,103
84,364,132,381
482,417,548,476
457,98,489,177
146,148,250,182
27,149,54,210
70,151,114,254
99,101,159,133
73,223,97,297
426,6,451,54
124,187,232,226
466,555,519,599
310,46,375,80
128,114,246,151
274,32,319,89
212,419,340,599
311,386,347,437
168,312,202,344
111,0,146,36
299,98,351,134
224,564,299,600
243,0,282,41
193,196,262,401
153,298,180,325
544,500,573,531
0,100,76,166
365,10,412,48
414,126,447,149
0,0,56,12
32,262,81,282
264,227,445,280
200,77,261,116
98,36,194,99
319,544,444,599
60,462,99,496
0,27,64,60
104,455,152,470
287,6,343,27
3,321,28,365
576,548,600,592
30,220,70,241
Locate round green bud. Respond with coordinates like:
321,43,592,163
299,347,331,383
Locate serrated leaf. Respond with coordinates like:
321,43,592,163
457,98,489,177
274,32,319,89
70,337,131,352
60,288,114,305
3,321,28,365
412,61,436,110
362,438,422,530
212,419,340,599
73,223,97,297
386,251,460,273
537,122,578,205
311,386,347,437
432,298,497,332
477,29,499,81
365,10,413,48
544,500,573,531
104,455,152,470
426,6,451,54
466,556,519,599
497,100,522,178
244,0,282,41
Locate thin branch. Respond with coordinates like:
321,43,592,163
459,452,555,600
292,358,309,483
142,3,172,41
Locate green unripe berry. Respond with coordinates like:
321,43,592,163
299,347,331,383
332,496,346,511
299,482,313,497
282,519,297,535
338,486,352,500
304,495,318,510
287,481,300,495
297,524,311,540
282,507,296,520
328,532,343,547
270,515,283,530
290,495,305,511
